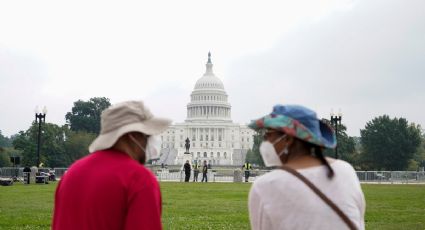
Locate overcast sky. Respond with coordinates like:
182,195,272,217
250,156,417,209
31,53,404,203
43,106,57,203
1,0,424,137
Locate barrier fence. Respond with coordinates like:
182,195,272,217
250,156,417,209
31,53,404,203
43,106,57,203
1,167,424,184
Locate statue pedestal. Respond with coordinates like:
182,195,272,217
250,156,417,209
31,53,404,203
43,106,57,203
182,152,192,163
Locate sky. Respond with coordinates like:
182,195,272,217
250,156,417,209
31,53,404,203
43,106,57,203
0,0,424,137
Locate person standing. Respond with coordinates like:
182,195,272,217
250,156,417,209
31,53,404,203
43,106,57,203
201,160,208,182
248,104,365,230
183,160,191,182
243,162,252,182
52,101,171,230
193,163,200,182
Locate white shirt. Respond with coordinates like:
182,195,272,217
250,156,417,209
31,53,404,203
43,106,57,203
249,160,365,230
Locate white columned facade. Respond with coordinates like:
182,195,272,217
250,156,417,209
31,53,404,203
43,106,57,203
159,52,254,166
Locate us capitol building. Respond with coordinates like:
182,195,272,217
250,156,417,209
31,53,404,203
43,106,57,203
157,53,255,166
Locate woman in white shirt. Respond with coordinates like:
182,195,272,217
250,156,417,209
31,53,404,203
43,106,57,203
248,104,365,230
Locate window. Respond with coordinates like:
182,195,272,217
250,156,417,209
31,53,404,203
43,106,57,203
224,152,227,159
217,152,220,158
193,143,195,147
206,135,209,141
219,143,221,147
204,152,207,157
210,152,213,158
247,138,249,142
197,152,200,157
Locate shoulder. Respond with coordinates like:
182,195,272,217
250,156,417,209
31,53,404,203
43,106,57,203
124,162,158,192
331,160,357,177
252,170,292,192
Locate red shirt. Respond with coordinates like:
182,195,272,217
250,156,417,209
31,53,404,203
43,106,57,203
52,150,162,230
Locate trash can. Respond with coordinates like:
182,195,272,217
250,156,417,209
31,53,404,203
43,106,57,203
233,169,243,183
23,172,30,184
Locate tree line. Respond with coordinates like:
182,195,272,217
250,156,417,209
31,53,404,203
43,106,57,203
1,97,424,170
0,97,110,167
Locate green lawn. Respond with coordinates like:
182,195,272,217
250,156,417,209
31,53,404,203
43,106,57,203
0,182,424,229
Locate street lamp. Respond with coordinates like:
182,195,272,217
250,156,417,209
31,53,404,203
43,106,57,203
330,109,342,159
35,106,47,167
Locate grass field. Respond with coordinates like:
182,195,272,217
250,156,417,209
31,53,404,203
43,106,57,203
0,182,424,229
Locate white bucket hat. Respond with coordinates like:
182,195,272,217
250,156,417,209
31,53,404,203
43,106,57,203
88,100,171,153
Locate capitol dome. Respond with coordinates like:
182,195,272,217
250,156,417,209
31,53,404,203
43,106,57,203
186,52,232,122
194,52,225,90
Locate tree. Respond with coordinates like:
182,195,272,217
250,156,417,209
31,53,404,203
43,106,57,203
0,147,22,167
322,121,358,166
245,132,264,167
360,115,422,170
13,123,69,167
65,97,111,134
0,130,12,147
411,131,425,170
64,131,96,164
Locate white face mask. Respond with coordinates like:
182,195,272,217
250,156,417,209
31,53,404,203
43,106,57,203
259,134,287,167
145,135,161,161
129,134,161,162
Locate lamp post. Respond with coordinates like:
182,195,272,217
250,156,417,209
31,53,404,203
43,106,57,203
330,109,342,159
35,106,47,167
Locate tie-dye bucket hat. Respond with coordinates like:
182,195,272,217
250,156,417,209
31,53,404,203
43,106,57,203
248,105,336,149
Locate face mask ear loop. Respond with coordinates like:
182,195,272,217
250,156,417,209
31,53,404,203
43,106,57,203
128,134,146,154
276,134,289,160
272,134,287,145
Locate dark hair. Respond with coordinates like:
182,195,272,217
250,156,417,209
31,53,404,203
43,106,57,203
313,146,334,179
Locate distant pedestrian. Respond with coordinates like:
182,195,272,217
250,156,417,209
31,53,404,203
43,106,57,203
243,162,252,182
184,160,191,182
193,163,200,182
201,160,208,182
52,101,171,230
